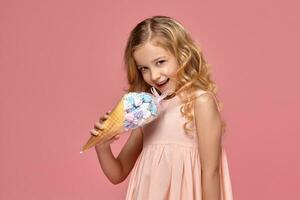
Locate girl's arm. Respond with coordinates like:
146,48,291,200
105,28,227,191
94,127,143,184
194,93,223,200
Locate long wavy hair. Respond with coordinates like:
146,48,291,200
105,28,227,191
123,15,227,136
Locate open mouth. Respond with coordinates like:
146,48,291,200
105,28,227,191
156,78,170,87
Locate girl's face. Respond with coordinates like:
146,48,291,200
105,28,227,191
133,41,179,94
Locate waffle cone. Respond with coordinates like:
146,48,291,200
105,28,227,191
80,99,125,153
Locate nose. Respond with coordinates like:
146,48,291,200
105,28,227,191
150,69,161,82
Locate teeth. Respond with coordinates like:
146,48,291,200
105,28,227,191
156,79,169,86
157,79,168,86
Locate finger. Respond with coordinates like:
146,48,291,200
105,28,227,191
99,114,109,122
90,129,100,136
99,116,107,123
91,129,100,136
114,137,119,140
94,122,103,130
99,116,105,122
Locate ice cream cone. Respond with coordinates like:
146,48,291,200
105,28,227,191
80,87,174,154
80,99,126,153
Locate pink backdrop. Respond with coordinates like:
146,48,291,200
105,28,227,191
1,0,299,199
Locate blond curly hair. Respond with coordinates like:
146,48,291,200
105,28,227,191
123,15,227,136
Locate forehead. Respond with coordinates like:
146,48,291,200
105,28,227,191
133,42,170,65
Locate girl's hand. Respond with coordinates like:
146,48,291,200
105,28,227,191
90,110,121,149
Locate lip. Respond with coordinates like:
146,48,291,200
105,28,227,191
155,78,169,87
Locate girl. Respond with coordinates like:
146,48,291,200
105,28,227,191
90,15,233,200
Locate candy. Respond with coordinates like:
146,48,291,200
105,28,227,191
123,92,158,129
80,87,173,153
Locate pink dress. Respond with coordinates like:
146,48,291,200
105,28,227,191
125,89,234,200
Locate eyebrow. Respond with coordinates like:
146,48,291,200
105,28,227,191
136,56,166,68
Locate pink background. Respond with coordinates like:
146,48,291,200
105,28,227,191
1,0,299,199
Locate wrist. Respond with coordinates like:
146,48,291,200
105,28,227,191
95,143,110,151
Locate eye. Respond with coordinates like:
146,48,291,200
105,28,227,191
156,60,166,65
139,66,148,72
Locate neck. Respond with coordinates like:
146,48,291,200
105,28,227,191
164,92,176,100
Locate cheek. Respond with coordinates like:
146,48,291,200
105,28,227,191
167,61,179,76
167,67,178,78
141,74,151,83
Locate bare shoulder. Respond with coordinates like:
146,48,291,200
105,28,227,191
194,91,219,112
193,91,222,130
